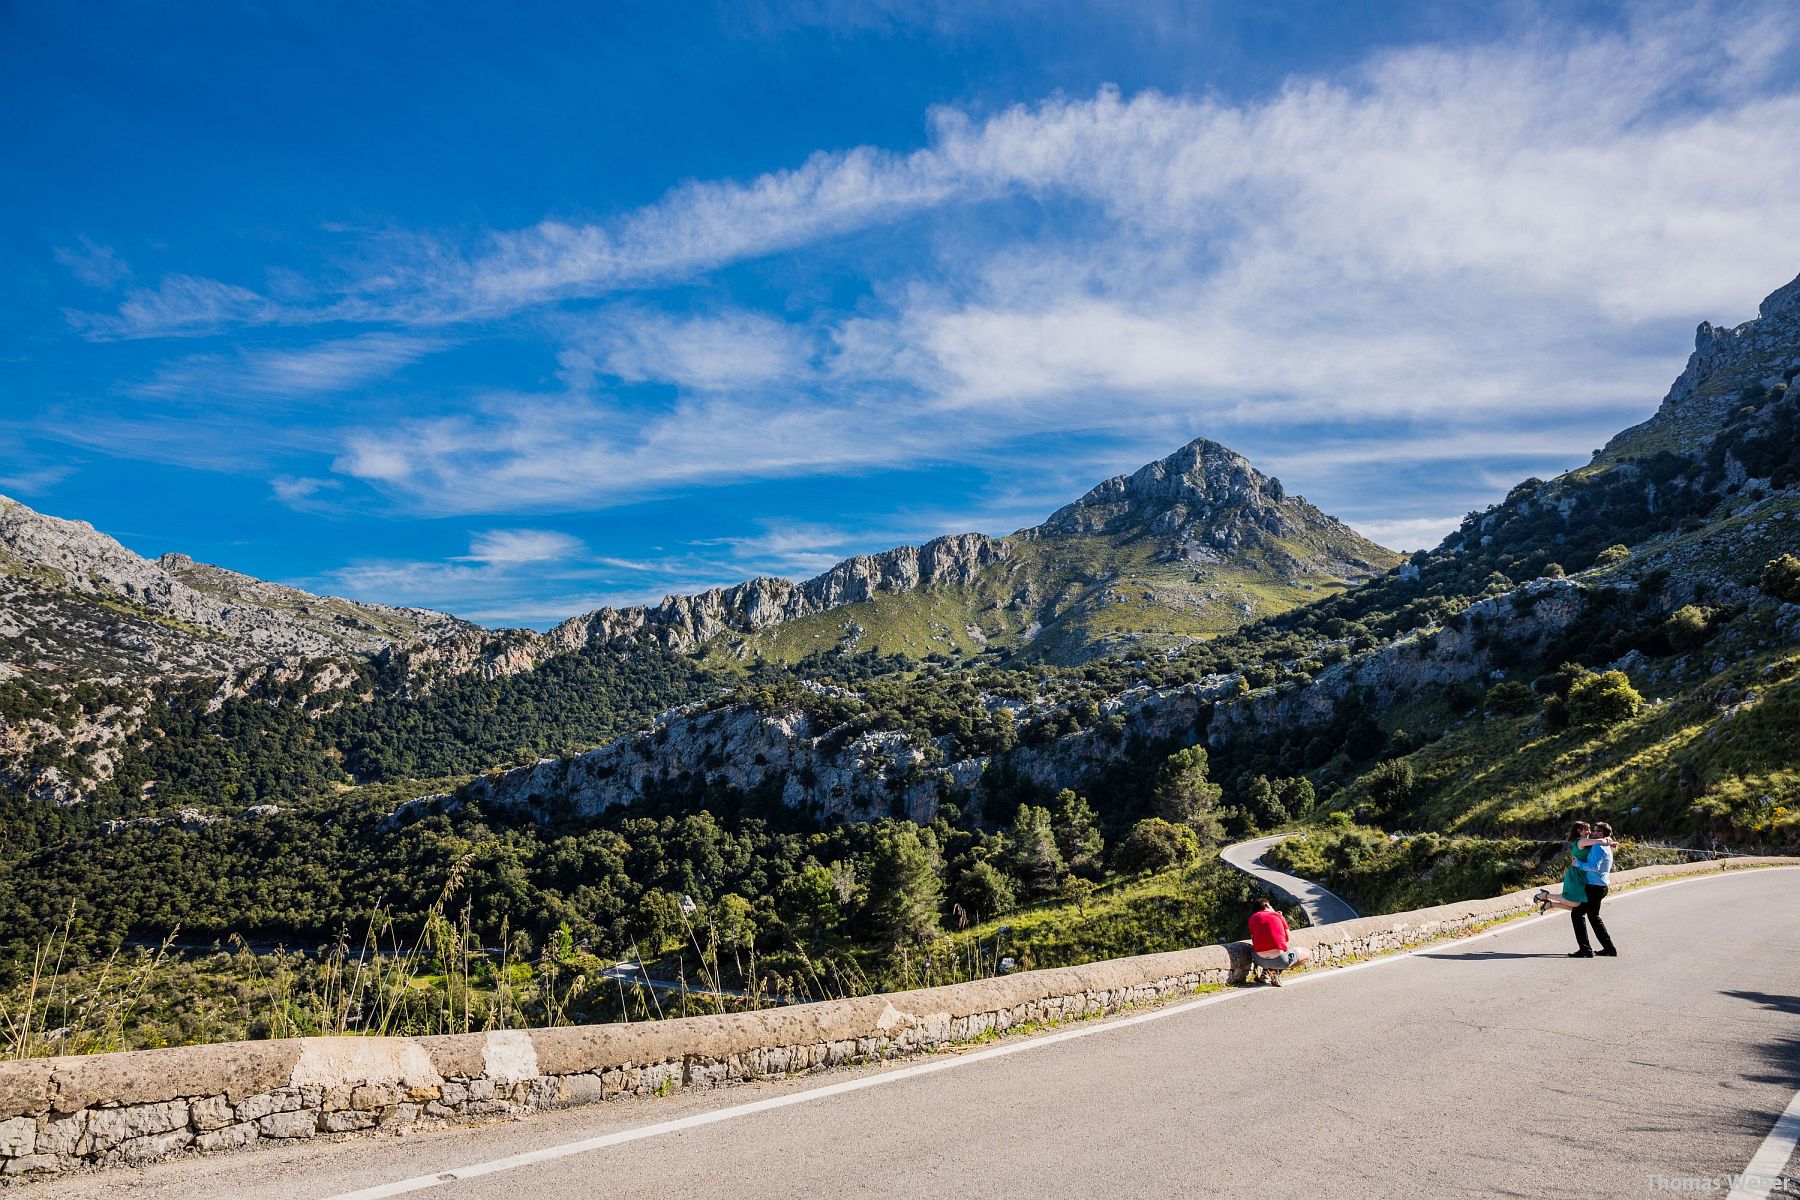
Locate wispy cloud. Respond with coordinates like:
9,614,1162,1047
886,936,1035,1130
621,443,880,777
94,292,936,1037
585,308,811,391
307,8,1800,520
136,333,441,404
70,274,281,340
462,528,586,565
697,521,864,575
0,464,75,496
316,527,598,624
1345,514,1464,552
54,238,132,290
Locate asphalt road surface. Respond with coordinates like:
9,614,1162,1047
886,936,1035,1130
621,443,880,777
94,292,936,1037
23,868,1799,1200
1220,834,1361,925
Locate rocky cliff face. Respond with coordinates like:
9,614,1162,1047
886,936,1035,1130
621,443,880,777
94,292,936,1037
1603,269,1800,463
0,496,476,680
393,576,1598,830
548,533,1009,654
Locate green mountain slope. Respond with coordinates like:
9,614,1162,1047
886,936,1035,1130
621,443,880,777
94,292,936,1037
720,438,1397,665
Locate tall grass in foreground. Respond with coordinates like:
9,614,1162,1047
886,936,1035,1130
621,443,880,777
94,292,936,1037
0,904,180,1059
3,861,1269,1058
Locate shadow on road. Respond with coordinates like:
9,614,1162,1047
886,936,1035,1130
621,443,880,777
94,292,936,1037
1417,951,1569,961
1724,989,1800,1017
1724,990,1800,1134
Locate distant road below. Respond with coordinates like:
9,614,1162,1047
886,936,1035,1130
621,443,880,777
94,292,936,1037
31,867,1800,1200
1219,833,1360,925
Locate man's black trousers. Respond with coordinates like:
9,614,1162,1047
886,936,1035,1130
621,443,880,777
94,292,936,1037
1572,884,1614,952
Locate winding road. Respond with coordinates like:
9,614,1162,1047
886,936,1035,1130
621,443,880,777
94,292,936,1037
1219,833,1360,925
31,866,1800,1199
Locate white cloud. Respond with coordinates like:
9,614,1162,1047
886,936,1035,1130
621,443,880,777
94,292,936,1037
463,528,586,565
0,464,75,496
316,528,595,625
270,476,340,508
311,9,1800,517
587,309,810,391
302,9,1797,332
1344,514,1464,552
70,275,281,340
697,521,863,575
136,333,440,403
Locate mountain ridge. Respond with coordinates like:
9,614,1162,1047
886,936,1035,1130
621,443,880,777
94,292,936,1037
1,436,1396,686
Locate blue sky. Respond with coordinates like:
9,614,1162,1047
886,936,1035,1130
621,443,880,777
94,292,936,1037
6,1,1800,627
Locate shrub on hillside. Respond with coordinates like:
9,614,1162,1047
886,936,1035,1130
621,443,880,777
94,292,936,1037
1566,669,1644,728
1114,818,1201,874
1593,544,1631,569
1663,605,1713,652
1363,758,1419,814
1485,679,1536,716
949,859,1016,925
1761,554,1800,603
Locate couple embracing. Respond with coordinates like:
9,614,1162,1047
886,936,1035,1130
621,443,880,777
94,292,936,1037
1534,820,1619,958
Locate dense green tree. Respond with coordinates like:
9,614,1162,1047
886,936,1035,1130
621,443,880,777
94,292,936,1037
1363,759,1418,814
714,894,757,950
1048,789,1104,877
1485,680,1536,715
1005,805,1066,899
1242,776,1288,829
949,859,1015,924
1114,818,1200,874
777,865,839,939
1278,776,1316,818
1594,544,1631,568
862,823,943,949
1763,554,1800,602
1152,746,1225,846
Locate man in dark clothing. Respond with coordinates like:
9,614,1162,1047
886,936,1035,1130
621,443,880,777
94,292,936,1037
1570,821,1619,958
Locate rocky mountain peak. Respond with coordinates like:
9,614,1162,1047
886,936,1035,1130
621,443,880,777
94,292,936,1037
1050,437,1282,526
1604,268,1800,462
1759,271,1800,321
1032,436,1364,569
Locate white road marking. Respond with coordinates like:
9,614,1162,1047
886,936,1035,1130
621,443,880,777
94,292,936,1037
322,866,1799,1200
1728,1086,1800,1200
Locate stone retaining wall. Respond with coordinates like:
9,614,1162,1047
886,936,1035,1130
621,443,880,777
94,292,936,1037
1,857,1793,1178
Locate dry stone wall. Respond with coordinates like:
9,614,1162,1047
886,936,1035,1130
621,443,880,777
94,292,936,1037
1,857,1792,1179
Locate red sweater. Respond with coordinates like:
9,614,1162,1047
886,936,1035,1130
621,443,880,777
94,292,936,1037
1248,909,1289,954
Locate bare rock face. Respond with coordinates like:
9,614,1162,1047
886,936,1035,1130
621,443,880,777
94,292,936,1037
0,495,477,679
538,533,1011,657
1603,269,1800,461
1032,438,1392,577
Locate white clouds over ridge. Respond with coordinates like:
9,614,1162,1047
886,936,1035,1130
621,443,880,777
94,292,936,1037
318,9,1800,523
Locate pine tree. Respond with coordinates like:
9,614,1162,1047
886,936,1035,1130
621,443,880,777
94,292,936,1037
863,822,943,949
1050,788,1105,876
1152,745,1225,846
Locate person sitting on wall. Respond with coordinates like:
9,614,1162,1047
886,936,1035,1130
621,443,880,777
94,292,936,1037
1248,895,1310,986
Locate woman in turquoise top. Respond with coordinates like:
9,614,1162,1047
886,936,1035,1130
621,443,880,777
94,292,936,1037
1534,821,1613,914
